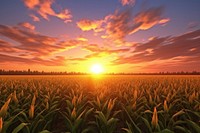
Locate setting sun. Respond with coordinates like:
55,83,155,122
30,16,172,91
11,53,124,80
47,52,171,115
90,64,104,74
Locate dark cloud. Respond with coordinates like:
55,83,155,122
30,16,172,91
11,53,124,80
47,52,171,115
114,29,200,69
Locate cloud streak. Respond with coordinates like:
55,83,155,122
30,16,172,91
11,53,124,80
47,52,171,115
0,24,86,58
113,29,200,71
0,54,66,66
23,0,72,23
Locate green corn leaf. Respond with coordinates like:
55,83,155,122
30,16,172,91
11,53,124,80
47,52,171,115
11,123,28,133
172,110,185,119
174,126,192,133
140,117,152,133
159,129,174,133
123,107,142,133
186,119,200,133
39,130,51,133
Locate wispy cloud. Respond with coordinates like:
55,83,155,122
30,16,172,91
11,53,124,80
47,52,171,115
0,24,85,57
29,14,40,22
18,22,35,30
22,0,72,23
0,23,92,66
104,7,169,43
120,0,135,6
0,39,20,53
75,6,169,44
113,29,200,71
0,54,66,66
188,21,199,29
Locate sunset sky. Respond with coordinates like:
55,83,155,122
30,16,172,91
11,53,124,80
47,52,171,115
0,0,200,73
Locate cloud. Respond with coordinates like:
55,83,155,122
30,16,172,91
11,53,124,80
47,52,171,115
77,19,103,32
82,43,130,53
22,0,72,23
0,39,20,53
188,21,199,29
140,55,200,72
23,0,40,9
105,9,134,43
0,24,83,57
114,29,200,70
18,22,35,30
76,7,169,44
0,24,93,66
29,14,40,22
77,37,88,42
104,7,169,43
0,54,66,66
132,7,165,31
120,0,135,6
80,43,130,61
159,18,170,24
67,43,130,62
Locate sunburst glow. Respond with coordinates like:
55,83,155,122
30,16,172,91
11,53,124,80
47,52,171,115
90,64,104,74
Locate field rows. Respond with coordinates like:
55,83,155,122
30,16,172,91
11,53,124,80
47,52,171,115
0,75,200,133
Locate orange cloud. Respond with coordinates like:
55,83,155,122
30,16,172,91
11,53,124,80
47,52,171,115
82,43,130,56
23,0,39,9
29,14,40,22
23,0,72,23
0,24,82,57
104,7,170,43
77,19,103,32
120,0,135,6
77,37,88,42
159,18,170,24
0,39,20,53
131,7,169,33
18,22,35,30
0,54,66,66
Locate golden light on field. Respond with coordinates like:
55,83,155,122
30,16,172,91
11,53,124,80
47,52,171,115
90,64,104,74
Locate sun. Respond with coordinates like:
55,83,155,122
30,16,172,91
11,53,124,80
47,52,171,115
90,64,104,74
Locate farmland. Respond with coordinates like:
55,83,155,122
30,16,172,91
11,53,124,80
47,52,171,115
0,75,200,133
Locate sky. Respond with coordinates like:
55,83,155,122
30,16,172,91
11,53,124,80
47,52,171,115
0,0,200,73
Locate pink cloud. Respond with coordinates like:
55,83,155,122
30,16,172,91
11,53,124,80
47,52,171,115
18,22,35,30
120,0,135,6
0,39,20,53
29,14,40,22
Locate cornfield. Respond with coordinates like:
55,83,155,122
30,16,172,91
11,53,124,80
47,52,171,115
0,75,199,133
